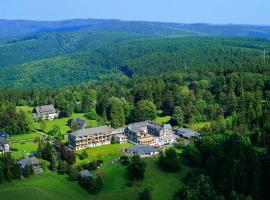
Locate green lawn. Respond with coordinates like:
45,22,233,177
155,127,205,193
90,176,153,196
155,115,171,124
16,106,34,113
9,132,41,142
0,157,188,200
189,121,211,131
76,143,134,166
10,142,39,159
35,113,99,134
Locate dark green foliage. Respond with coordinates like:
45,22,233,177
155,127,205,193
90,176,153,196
110,135,117,144
57,160,67,175
159,148,181,172
127,155,146,181
78,176,103,194
68,165,79,181
85,109,98,120
0,103,33,135
138,188,152,200
107,97,125,128
135,100,157,121
80,149,88,160
171,106,184,126
180,175,222,200
120,156,130,166
81,160,103,171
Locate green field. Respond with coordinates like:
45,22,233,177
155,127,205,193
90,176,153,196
0,159,187,200
36,113,99,134
76,143,134,165
0,142,188,200
189,121,211,131
155,115,171,124
16,106,34,113
10,142,38,159
9,132,41,142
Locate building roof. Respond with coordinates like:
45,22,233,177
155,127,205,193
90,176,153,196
17,157,39,169
177,128,201,139
79,170,93,178
148,123,172,131
127,145,159,155
126,121,151,133
34,105,56,115
68,118,87,129
0,130,9,141
69,125,111,138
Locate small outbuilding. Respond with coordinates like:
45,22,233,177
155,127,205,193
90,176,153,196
126,145,159,157
17,156,42,173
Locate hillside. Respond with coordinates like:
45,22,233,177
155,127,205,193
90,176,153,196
1,19,270,40
0,32,269,88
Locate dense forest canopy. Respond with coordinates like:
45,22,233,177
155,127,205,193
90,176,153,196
0,19,270,199
0,32,269,87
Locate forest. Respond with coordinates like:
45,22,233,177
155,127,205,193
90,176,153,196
0,32,269,87
0,28,270,199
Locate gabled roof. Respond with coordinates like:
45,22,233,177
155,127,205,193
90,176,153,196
127,145,159,155
68,118,87,129
126,121,151,133
34,105,56,115
177,128,201,139
69,125,111,138
17,156,39,169
147,123,172,131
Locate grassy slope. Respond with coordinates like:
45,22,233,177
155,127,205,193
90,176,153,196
0,143,188,200
9,132,41,141
37,113,98,134
10,142,38,159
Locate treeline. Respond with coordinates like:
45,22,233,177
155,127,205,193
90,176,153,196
179,133,270,200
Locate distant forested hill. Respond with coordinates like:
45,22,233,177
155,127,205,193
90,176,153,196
0,19,270,40
0,31,269,88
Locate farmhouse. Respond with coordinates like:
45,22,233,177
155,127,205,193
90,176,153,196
17,156,42,173
126,145,159,157
176,128,201,140
33,105,58,120
68,118,87,129
68,125,113,150
0,131,10,153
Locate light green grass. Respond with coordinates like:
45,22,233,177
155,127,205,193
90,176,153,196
76,143,133,165
10,132,41,142
0,157,188,200
155,115,171,124
10,142,38,159
189,121,211,131
16,106,34,113
35,113,99,134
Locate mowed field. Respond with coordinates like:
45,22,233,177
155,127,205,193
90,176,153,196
0,143,188,200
